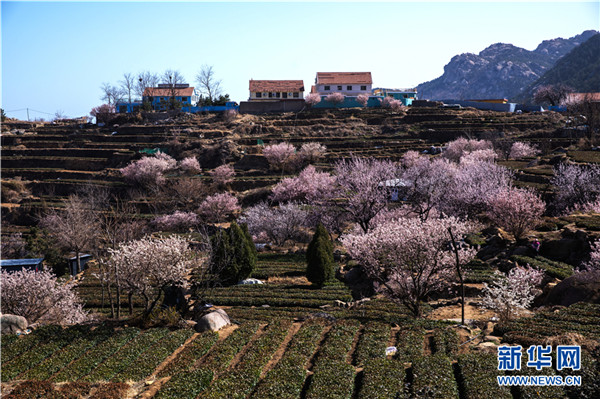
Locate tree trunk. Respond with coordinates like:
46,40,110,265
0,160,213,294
128,292,133,315
76,251,81,274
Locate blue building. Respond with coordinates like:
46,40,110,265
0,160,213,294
143,84,200,111
372,88,418,106
1,258,44,273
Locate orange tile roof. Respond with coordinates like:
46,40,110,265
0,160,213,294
316,72,372,85
249,80,304,92
143,87,195,97
566,93,600,103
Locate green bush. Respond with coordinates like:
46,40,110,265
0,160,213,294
510,255,574,279
432,328,460,357
354,322,391,366
456,353,512,399
358,358,407,399
305,360,356,399
210,222,257,286
411,354,459,399
155,369,213,399
306,223,335,287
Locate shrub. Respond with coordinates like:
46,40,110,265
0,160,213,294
305,93,321,106
178,157,201,174
299,142,327,164
210,164,235,187
263,142,297,171
510,255,574,279
120,153,176,186
210,222,256,286
411,354,459,399
325,92,345,105
306,224,334,287
358,359,407,399
356,94,369,107
457,353,512,399
197,192,240,222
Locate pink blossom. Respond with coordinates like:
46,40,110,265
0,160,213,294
120,152,176,186
263,142,298,171
210,164,235,187
1,269,87,325
305,93,321,106
325,92,345,105
270,165,336,203
240,202,308,246
509,142,539,159
443,138,493,163
356,94,369,107
90,104,115,117
299,142,327,163
460,148,498,163
482,265,544,323
381,96,405,111
197,192,240,222
586,239,600,271
178,157,201,174
551,163,600,213
486,187,546,241
152,211,199,231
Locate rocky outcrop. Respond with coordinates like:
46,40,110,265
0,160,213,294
543,271,600,306
1,314,28,334
195,309,230,332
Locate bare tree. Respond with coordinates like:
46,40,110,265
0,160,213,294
569,93,600,145
135,71,160,99
196,65,222,104
54,110,67,120
120,73,136,105
533,84,573,106
100,82,124,106
162,69,186,109
40,195,99,274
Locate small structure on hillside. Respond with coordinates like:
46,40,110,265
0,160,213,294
248,80,304,101
143,84,200,111
313,72,372,96
373,87,418,106
68,254,92,276
0,258,44,273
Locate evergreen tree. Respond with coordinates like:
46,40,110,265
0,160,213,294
229,222,256,283
210,222,257,286
306,223,334,287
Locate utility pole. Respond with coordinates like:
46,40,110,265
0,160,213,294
27,108,30,121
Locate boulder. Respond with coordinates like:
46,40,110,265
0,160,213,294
1,314,28,334
195,309,230,332
238,278,264,285
540,238,584,262
543,271,600,306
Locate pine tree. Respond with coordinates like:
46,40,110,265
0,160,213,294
306,223,334,287
229,222,256,283
211,222,257,286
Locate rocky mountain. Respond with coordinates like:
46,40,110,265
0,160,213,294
417,30,597,101
516,33,600,103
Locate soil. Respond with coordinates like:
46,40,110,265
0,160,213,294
428,301,496,323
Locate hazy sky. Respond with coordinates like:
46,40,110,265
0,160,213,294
2,1,598,120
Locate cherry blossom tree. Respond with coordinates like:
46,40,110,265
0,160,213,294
342,216,476,318
1,269,87,325
305,93,321,107
325,92,345,106
263,142,297,171
120,153,177,186
152,211,199,232
356,94,369,107
381,96,405,112
197,192,240,222
210,164,235,187
443,138,493,163
240,202,309,246
509,142,539,159
533,84,573,106
460,148,498,164
486,187,546,241
551,163,600,213
335,156,398,233
270,165,336,203
482,266,544,324
585,239,600,271
178,157,201,174
104,235,196,316
299,142,327,164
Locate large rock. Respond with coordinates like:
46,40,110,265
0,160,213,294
543,271,600,306
195,309,230,332
1,314,28,334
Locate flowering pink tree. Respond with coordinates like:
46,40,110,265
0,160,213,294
299,142,327,164
210,164,235,187
335,156,398,233
240,202,309,246
356,94,369,107
263,142,297,171
551,163,600,213
486,187,546,241
120,152,177,186
153,211,199,232
105,235,196,316
270,165,336,203
533,84,573,106
509,142,539,159
1,269,87,324
460,148,498,164
197,192,240,222
482,266,544,324
443,138,493,163
381,96,405,112
178,157,201,174
325,92,345,106
305,93,321,107
342,216,476,318
585,239,600,271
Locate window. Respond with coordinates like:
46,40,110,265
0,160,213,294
361,86,367,91
276,92,280,98
182,97,188,102
269,92,273,98
282,92,288,99
293,92,299,98
347,86,352,90
337,85,342,90
324,85,330,90
256,92,262,98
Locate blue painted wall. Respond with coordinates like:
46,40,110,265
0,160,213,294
312,96,384,109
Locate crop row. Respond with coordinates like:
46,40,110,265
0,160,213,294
395,328,425,361
51,327,140,382
357,358,407,399
205,295,349,308
199,319,292,399
83,327,170,382
251,320,326,398
354,322,391,366
1,380,130,399
456,353,511,399
432,328,460,357
510,255,574,280
201,322,261,375
1,325,63,365
411,354,459,399
157,331,218,378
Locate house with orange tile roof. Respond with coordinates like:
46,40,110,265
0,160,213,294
313,72,372,96
143,84,200,110
248,80,305,101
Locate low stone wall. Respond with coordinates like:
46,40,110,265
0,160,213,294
239,100,306,114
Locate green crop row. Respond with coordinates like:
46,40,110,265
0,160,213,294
51,327,140,382
205,296,349,308
305,360,356,399
510,255,574,280
354,322,391,366
456,353,512,399
357,358,407,399
154,369,214,399
395,328,425,361
314,320,361,367
251,321,325,398
513,362,566,399
83,327,170,382
411,354,459,399
1,325,63,364
157,331,219,378
113,328,194,382
202,322,261,375
200,319,292,399
432,328,460,357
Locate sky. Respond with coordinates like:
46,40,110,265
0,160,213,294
1,1,598,120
